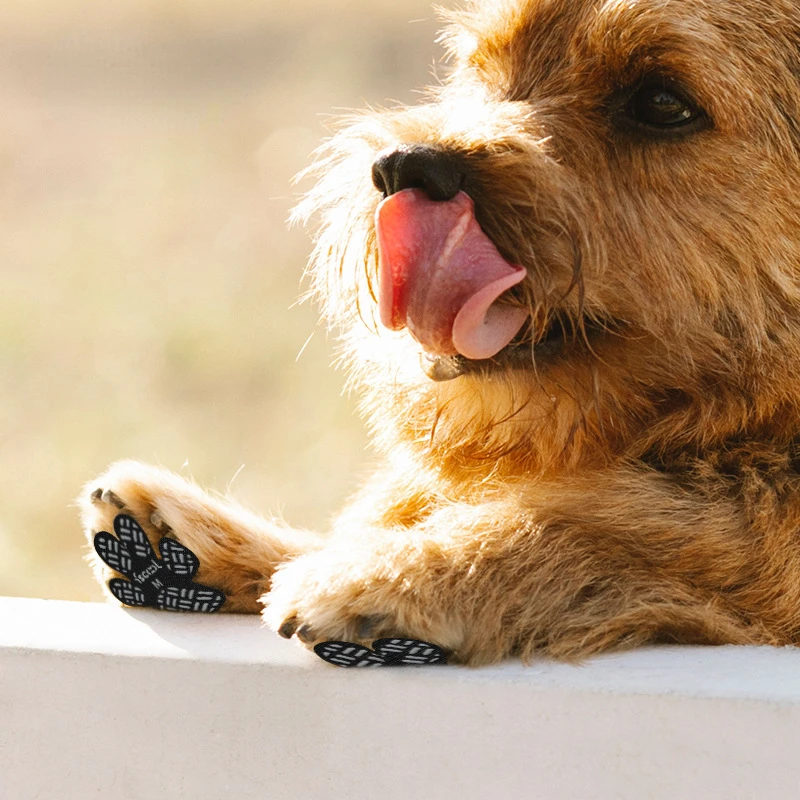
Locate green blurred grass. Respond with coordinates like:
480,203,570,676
0,0,439,599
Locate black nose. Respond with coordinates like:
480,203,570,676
371,144,464,202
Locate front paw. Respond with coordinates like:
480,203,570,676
93,513,226,612
80,461,182,593
79,460,241,604
261,545,464,658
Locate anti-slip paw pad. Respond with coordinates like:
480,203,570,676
94,514,225,613
314,637,447,667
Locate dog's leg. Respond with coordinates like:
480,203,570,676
264,464,776,663
79,460,322,612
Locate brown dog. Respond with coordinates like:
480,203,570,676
80,0,800,664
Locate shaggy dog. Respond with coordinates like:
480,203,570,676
80,0,800,664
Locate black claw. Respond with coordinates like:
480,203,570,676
296,624,317,644
90,487,103,503
278,617,298,639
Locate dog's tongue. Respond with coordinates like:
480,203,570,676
376,188,528,360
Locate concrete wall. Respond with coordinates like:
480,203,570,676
2,596,800,799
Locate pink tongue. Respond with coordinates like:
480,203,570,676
376,188,528,360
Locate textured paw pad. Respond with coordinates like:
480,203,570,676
93,514,226,613
314,638,447,668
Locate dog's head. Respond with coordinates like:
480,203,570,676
298,0,800,478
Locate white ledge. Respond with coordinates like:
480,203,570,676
3,597,800,799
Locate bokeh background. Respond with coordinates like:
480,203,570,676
0,0,440,600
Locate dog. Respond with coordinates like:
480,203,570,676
80,0,800,664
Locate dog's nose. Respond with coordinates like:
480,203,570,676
371,144,464,201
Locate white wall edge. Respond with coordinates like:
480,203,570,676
2,596,800,799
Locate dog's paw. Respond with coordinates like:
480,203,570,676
79,460,208,594
261,545,464,657
82,459,183,529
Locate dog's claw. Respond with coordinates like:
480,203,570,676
278,617,298,639
150,511,173,533
296,623,317,644
100,489,125,509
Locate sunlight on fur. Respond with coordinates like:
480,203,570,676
81,0,800,664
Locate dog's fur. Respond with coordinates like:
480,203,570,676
80,0,800,664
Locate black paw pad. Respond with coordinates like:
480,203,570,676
314,638,447,668
373,638,448,665
93,514,226,613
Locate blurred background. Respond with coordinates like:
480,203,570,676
0,0,440,600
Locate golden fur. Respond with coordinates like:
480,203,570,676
80,0,800,663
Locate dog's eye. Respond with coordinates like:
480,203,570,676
628,84,704,129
